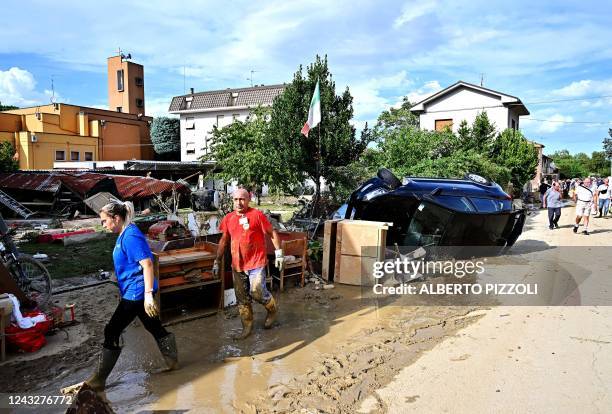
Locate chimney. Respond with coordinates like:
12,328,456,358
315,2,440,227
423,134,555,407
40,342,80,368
190,87,194,94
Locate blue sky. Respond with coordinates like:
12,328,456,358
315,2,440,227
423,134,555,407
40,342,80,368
1,0,611,155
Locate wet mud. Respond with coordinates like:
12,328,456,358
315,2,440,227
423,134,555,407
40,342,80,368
1,281,483,413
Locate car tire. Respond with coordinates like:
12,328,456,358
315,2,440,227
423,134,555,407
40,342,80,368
377,168,402,189
464,173,492,186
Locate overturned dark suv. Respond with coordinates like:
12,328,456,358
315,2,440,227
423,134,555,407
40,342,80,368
342,169,526,247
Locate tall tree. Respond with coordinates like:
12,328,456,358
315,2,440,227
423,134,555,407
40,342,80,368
150,117,180,160
269,55,370,208
468,111,497,153
603,129,612,176
203,106,290,204
372,97,419,139
490,128,538,191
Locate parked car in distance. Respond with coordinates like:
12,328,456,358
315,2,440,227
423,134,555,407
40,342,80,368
340,168,525,248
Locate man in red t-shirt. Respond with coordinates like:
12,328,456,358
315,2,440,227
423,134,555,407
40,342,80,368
214,188,283,339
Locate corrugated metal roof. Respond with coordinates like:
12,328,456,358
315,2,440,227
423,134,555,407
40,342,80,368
107,175,190,200
0,172,62,193
169,84,285,112
0,172,189,200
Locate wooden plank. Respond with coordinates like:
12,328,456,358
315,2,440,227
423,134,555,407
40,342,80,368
336,255,379,285
159,276,187,288
334,220,344,282
160,278,221,294
322,219,341,281
157,251,216,266
338,221,390,257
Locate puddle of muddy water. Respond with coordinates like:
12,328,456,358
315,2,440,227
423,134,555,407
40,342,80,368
30,285,481,413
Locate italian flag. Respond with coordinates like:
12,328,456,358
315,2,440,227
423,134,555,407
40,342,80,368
301,80,321,137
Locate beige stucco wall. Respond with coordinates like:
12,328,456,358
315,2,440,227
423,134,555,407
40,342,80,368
16,132,98,170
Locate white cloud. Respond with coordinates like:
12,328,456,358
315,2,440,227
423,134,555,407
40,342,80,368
145,97,176,118
351,71,414,119
0,67,65,107
553,79,612,97
0,67,37,106
553,80,592,97
393,1,438,28
404,81,442,105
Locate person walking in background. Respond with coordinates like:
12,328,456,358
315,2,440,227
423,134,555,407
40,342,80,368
573,177,595,235
539,179,550,208
543,181,563,229
597,178,610,217
563,179,570,199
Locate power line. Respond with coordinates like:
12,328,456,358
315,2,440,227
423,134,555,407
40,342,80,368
522,95,612,105
524,118,612,125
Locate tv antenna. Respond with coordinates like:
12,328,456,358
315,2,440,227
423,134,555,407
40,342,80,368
480,73,485,87
118,47,132,61
246,70,258,87
50,75,57,104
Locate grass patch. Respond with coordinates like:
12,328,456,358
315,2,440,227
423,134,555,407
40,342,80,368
17,234,117,280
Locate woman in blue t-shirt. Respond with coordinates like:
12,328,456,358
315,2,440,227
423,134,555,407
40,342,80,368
82,200,178,392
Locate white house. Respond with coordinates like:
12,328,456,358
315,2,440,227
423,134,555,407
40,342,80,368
168,84,286,162
410,81,529,133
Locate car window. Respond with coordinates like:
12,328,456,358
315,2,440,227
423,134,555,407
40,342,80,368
404,202,452,246
470,197,509,213
433,195,476,212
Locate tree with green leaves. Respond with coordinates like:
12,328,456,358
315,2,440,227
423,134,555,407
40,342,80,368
0,102,18,111
150,117,180,160
589,151,609,177
269,55,371,207
550,150,589,179
0,141,18,172
602,129,612,176
203,107,290,204
457,120,471,147
466,111,497,152
490,128,538,191
372,97,419,140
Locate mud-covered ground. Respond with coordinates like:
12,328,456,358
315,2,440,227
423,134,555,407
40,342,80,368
1,275,484,413
3,203,611,413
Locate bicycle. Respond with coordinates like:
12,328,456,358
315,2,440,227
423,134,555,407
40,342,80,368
0,214,52,309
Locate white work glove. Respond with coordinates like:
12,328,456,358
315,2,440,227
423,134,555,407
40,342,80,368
212,259,219,278
274,249,284,271
144,292,159,318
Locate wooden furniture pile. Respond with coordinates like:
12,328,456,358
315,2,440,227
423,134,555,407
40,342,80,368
153,242,223,325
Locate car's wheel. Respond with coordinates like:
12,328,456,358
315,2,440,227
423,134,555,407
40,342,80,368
377,168,402,189
464,173,492,186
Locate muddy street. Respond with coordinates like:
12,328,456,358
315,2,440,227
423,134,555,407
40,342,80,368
2,204,612,413
3,279,484,413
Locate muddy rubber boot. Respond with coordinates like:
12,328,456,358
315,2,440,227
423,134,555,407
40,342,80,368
264,297,278,329
85,347,121,392
233,304,253,340
157,332,178,371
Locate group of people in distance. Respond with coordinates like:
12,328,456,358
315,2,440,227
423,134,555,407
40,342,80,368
539,176,610,235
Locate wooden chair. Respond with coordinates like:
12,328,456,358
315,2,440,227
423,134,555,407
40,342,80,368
274,237,307,291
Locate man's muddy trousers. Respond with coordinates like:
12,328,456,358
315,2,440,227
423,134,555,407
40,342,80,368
232,266,273,306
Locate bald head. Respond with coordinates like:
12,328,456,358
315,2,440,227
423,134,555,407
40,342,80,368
233,188,250,200
232,188,250,213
